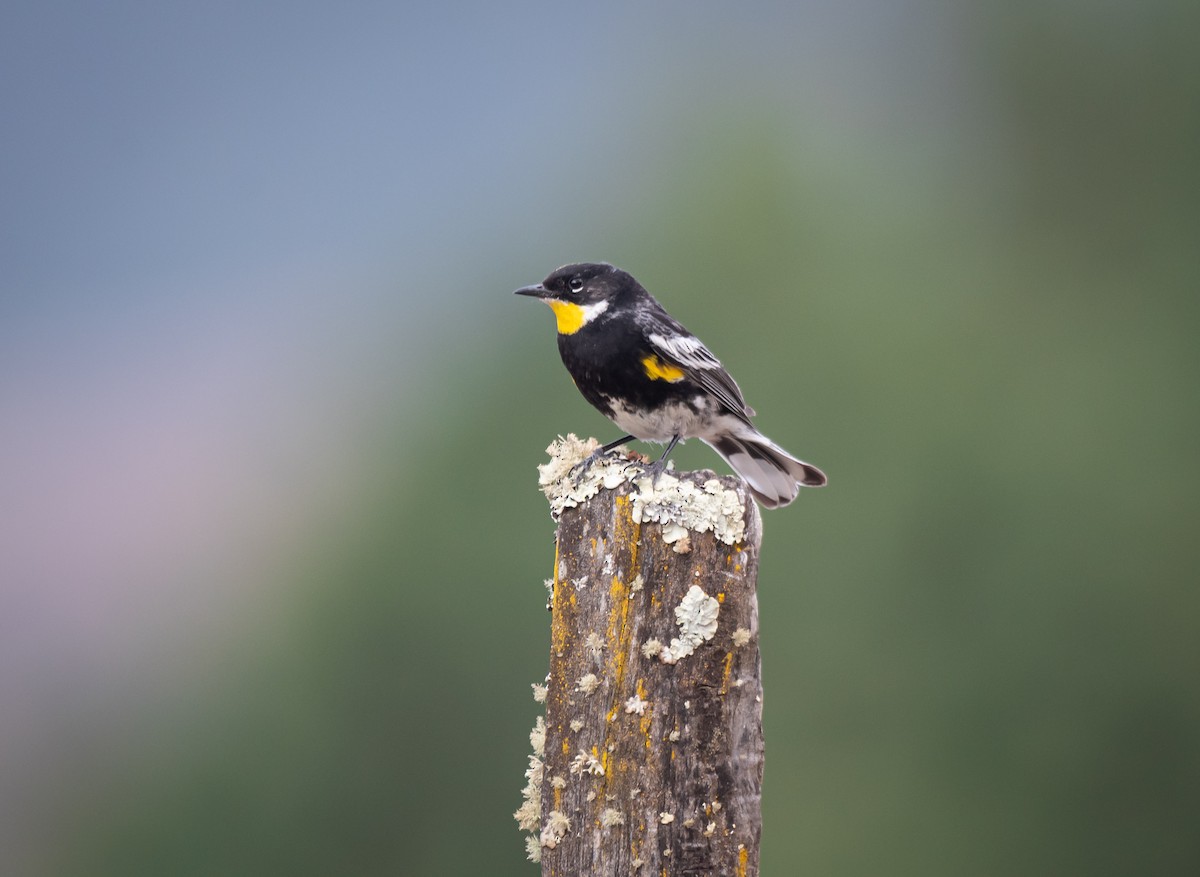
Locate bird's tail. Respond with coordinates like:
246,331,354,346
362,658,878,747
705,430,827,509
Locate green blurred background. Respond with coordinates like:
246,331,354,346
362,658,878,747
3,2,1197,875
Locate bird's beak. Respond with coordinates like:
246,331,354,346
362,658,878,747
514,283,547,298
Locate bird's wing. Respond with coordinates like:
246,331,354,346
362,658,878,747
645,324,756,422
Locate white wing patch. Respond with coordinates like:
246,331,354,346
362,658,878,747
647,331,755,421
648,332,722,371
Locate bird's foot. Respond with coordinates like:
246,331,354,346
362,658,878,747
567,434,639,480
637,435,681,490
641,457,670,489
568,445,628,479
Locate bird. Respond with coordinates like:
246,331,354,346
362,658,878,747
514,262,826,508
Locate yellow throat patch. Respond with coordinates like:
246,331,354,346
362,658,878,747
641,355,686,382
546,300,586,335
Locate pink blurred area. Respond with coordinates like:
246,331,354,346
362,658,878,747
0,258,407,850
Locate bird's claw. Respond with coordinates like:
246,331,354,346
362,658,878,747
642,458,670,489
568,445,625,479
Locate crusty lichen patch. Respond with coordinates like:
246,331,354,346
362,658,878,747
539,435,747,545
569,748,605,777
659,585,721,664
514,715,545,838
538,435,626,513
541,810,570,850
629,474,746,545
515,714,551,859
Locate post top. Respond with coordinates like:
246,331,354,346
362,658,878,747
538,434,752,546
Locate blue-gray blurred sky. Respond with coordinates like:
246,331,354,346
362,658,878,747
1,0,965,760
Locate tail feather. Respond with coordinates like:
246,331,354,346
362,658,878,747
705,432,827,509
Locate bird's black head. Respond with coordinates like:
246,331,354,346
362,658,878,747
514,262,644,335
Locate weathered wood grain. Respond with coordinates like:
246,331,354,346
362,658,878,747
519,437,764,877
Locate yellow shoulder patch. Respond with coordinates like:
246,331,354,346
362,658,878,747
546,300,586,335
641,355,686,382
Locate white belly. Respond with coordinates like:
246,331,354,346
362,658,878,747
606,397,713,442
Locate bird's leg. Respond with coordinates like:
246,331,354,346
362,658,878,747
642,434,682,487
598,434,638,455
569,434,637,477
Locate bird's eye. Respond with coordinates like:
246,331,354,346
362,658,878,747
568,278,584,293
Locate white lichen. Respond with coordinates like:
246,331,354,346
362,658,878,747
575,673,601,695
629,573,644,594
513,752,543,832
703,821,717,837
600,808,624,827
624,693,649,716
538,435,614,514
529,715,546,756
513,793,539,833
661,522,688,544
569,748,605,777
539,436,747,545
630,474,747,546
569,718,585,733
514,700,549,846
659,585,720,664
584,632,606,661
659,812,675,825
531,682,548,702
550,775,567,789
541,811,570,849
731,627,751,648
525,835,542,862
516,712,549,851
640,638,663,659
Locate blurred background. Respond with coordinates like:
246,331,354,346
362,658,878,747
2,1,1197,874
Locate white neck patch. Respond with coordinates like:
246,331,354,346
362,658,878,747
578,299,609,325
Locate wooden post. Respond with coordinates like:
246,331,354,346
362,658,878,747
516,436,764,876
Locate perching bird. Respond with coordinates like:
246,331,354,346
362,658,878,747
515,262,826,508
